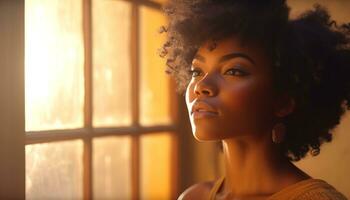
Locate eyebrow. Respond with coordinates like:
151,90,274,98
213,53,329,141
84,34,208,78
193,52,256,65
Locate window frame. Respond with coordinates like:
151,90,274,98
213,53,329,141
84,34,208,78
0,0,25,198
24,0,179,199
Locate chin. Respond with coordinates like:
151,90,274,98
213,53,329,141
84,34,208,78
192,130,224,141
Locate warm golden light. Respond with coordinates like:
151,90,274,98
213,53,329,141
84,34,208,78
92,0,132,127
93,136,132,199
139,6,171,126
25,0,84,131
150,0,168,5
26,140,83,199
140,132,172,199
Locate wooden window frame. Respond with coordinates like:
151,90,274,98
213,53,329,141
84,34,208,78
24,0,179,199
0,0,25,198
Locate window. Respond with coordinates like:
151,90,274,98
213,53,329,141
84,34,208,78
25,0,178,199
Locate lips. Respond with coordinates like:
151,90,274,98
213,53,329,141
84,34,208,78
191,100,219,118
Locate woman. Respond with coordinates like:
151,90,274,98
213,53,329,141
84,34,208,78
159,0,350,199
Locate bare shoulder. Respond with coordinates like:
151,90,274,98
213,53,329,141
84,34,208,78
177,180,215,200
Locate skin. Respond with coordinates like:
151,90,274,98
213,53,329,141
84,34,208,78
179,36,311,200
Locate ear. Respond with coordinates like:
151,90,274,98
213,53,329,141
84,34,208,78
274,93,296,118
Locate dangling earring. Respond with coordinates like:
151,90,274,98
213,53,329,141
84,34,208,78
272,122,286,144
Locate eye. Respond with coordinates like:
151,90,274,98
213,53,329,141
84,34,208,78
188,69,202,77
224,68,247,76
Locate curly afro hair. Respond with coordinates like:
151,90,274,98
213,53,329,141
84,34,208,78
158,0,350,162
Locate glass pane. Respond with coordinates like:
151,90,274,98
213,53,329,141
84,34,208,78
26,140,83,200
92,0,132,127
93,136,132,199
25,0,84,131
140,133,172,200
139,6,171,126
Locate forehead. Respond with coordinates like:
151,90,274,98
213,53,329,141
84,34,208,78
193,36,267,64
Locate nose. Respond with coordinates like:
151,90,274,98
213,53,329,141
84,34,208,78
194,75,218,97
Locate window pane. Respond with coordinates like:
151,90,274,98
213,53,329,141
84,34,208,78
26,140,83,199
92,0,132,127
93,136,132,199
25,0,84,131
140,133,172,199
139,6,171,126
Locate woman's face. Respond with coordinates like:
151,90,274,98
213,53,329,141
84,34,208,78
185,36,280,141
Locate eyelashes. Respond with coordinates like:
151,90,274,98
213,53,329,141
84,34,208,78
188,67,248,77
188,69,201,77
225,68,248,76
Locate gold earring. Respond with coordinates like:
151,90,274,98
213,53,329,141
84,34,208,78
272,123,286,144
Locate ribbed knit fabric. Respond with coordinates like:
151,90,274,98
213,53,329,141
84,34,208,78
209,176,348,200
209,176,225,200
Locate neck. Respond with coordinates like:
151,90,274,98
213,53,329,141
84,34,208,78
220,133,309,197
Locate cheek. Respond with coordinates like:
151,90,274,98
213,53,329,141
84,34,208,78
185,82,193,98
222,79,265,107
185,81,195,111
220,78,275,129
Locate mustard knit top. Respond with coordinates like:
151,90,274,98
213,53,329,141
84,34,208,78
209,176,348,200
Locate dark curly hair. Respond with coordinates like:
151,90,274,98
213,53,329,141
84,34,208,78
158,0,350,161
